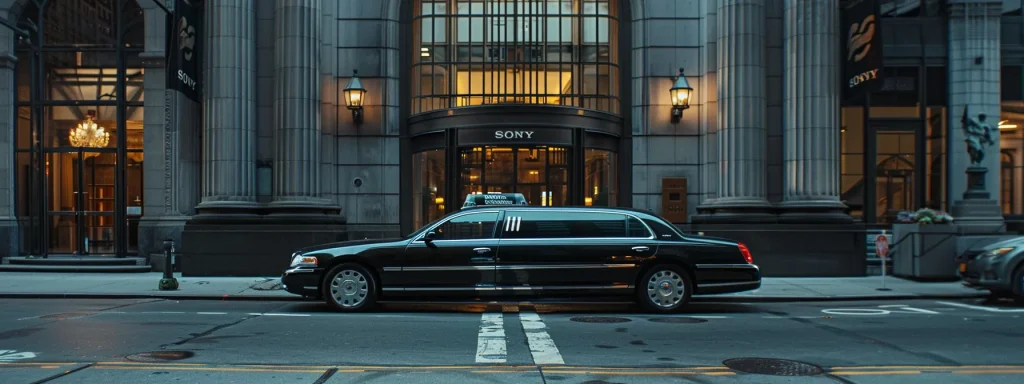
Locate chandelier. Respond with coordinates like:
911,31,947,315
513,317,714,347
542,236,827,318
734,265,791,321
68,113,109,148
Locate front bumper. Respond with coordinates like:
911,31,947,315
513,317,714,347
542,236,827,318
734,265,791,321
281,267,325,297
958,254,1011,292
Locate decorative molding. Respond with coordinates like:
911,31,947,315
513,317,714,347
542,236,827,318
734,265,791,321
0,53,17,70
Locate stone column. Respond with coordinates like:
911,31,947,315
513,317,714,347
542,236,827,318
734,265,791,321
195,0,258,212
777,0,850,222
697,0,772,220
270,0,328,210
948,0,1004,233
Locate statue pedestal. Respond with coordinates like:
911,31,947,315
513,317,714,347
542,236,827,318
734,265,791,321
951,166,1004,234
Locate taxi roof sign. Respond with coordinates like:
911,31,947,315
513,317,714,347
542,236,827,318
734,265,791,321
462,192,529,209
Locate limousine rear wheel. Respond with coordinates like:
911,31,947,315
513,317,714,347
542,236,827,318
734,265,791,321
323,263,378,312
638,265,693,313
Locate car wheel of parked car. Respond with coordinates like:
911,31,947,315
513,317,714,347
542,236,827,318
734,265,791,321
1013,265,1024,303
637,265,693,313
322,263,377,312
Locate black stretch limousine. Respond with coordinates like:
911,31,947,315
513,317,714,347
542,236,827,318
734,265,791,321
281,194,761,313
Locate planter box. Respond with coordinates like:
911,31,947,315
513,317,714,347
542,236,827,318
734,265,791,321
891,223,959,280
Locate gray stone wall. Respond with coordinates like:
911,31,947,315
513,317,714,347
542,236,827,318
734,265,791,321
334,0,401,228
630,0,704,215
0,6,18,255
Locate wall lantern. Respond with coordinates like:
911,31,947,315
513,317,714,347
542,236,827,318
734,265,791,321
670,67,692,123
343,69,367,124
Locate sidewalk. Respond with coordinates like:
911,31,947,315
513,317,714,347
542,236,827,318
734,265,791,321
0,272,989,302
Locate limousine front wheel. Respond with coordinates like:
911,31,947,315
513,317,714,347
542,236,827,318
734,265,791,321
638,265,693,313
323,263,378,312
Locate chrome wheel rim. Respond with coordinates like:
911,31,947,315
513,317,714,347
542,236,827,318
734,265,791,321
329,269,369,308
647,270,686,308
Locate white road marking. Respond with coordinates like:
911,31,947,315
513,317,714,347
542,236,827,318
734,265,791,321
936,301,1024,313
519,312,564,365
475,313,507,364
0,350,37,361
878,304,940,314
262,313,311,317
196,312,227,315
689,315,728,319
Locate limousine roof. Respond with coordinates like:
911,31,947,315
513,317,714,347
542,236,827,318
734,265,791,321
459,204,666,221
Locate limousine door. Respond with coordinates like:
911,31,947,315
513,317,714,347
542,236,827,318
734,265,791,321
495,210,652,293
397,210,502,295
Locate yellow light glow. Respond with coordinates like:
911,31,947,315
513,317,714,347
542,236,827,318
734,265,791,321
999,120,1017,130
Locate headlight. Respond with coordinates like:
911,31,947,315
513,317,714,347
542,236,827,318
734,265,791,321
289,254,318,267
984,247,1015,258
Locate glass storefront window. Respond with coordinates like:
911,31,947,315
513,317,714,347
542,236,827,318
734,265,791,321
1001,101,1024,215
459,146,570,206
840,107,865,218
412,149,447,230
14,0,146,256
585,149,616,207
411,0,620,115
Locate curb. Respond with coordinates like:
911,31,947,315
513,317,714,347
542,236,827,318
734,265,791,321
691,293,991,303
0,293,308,301
0,292,991,302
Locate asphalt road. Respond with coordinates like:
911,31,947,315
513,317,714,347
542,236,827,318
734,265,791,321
0,297,1022,384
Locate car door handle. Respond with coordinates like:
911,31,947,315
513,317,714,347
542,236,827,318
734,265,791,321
632,246,650,252
473,247,491,254
470,256,494,263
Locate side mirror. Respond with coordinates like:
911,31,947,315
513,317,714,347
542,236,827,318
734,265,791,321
423,231,436,242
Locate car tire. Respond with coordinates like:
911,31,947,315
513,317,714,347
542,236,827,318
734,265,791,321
1012,265,1024,304
322,263,378,312
637,264,693,314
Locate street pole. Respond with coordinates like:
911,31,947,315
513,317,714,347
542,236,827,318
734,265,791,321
159,238,178,290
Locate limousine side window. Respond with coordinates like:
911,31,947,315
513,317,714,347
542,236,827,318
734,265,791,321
626,216,653,238
433,212,500,240
502,211,637,239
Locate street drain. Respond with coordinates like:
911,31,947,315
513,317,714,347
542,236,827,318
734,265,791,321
648,317,707,324
723,358,824,376
125,350,195,363
39,312,94,320
569,316,631,323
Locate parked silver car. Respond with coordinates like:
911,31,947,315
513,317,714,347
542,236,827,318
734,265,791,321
959,236,1024,301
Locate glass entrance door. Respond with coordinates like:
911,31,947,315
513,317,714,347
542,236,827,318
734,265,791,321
459,146,570,206
46,151,116,255
867,122,920,224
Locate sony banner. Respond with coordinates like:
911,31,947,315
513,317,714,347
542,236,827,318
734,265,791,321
842,0,883,101
167,0,202,103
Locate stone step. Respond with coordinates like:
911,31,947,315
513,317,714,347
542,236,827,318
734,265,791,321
7,257,146,266
0,264,152,273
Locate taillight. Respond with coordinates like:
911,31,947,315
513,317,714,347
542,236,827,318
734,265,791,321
738,243,753,264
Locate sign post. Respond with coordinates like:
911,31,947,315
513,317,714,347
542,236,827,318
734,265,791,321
875,230,890,291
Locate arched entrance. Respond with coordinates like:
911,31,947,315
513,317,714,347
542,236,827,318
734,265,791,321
13,0,146,257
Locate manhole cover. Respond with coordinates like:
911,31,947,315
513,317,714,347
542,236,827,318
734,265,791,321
723,358,824,376
569,316,632,323
125,351,195,362
648,317,707,324
39,312,94,320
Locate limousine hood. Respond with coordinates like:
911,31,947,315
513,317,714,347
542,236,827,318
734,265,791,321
295,237,406,255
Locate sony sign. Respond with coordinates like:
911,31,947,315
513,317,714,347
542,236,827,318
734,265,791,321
495,130,535,139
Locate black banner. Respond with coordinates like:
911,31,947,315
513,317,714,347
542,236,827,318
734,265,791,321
842,0,883,101
167,0,202,102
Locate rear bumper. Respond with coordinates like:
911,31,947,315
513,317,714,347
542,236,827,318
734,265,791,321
694,263,761,294
281,267,325,297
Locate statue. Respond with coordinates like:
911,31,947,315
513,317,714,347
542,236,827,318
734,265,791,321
961,105,995,165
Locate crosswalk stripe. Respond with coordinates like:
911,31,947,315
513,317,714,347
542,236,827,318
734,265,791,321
519,311,564,365
475,313,507,363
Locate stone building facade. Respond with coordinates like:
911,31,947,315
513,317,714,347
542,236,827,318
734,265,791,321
1,0,1023,277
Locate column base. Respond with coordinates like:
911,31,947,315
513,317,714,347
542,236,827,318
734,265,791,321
692,197,776,223
194,199,261,216
776,199,854,224
0,216,20,258
267,198,342,216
